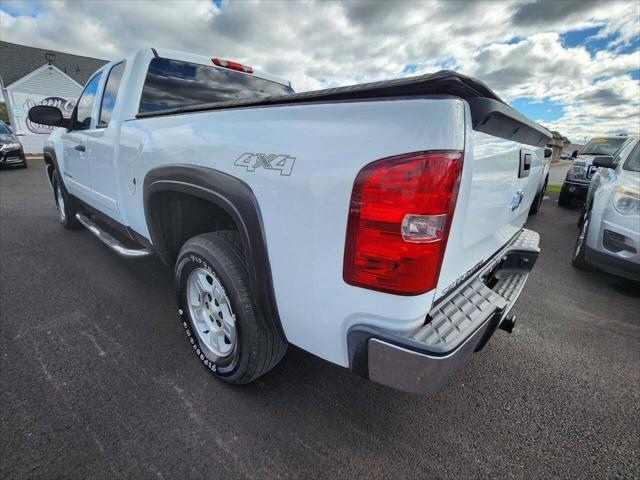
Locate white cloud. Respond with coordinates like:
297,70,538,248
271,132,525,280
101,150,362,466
1,0,638,141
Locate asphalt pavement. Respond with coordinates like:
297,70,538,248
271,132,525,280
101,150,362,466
1,162,639,479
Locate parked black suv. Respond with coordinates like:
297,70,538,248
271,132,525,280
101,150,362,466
0,121,26,168
558,136,630,209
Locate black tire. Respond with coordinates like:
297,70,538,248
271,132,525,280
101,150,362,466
528,177,547,216
572,211,591,270
52,171,80,229
558,184,572,208
577,207,587,228
20,159,27,168
175,231,287,384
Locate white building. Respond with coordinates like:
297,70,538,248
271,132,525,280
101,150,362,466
0,41,107,154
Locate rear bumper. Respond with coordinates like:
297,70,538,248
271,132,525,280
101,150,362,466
348,228,540,394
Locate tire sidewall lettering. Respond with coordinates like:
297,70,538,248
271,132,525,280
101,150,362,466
178,251,234,377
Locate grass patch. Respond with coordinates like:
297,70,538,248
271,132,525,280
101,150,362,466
547,184,562,193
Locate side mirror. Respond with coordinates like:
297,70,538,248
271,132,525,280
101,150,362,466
592,156,615,169
544,148,552,158
15,133,25,137
571,150,578,159
28,105,69,129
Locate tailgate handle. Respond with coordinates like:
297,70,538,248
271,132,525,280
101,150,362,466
519,150,531,178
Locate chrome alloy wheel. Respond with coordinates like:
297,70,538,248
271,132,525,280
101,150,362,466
56,184,66,222
187,267,237,360
574,215,589,259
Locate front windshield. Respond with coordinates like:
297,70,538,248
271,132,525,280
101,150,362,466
624,146,640,172
580,137,627,156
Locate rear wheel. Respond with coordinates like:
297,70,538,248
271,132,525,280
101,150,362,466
52,171,79,229
175,231,287,384
528,177,547,216
572,211,591,270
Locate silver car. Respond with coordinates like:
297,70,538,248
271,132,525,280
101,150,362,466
573,136,640,281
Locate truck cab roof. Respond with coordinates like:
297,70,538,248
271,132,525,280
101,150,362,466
152,47,291,88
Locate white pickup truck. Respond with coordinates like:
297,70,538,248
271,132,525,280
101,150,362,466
29,47,550,394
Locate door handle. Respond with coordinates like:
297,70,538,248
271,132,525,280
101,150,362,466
74,144,85,152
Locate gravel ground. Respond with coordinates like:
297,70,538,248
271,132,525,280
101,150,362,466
1,163,639,479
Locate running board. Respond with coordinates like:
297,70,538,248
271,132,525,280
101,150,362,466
75,213,152,258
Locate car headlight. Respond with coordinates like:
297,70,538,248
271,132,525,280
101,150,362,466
0,142,21,151
568,164,587,180
613,186,640,215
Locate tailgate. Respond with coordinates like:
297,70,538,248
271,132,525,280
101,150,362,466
434,128,544,301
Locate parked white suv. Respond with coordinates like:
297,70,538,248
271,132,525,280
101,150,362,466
28,47,550,393
573,137,640,280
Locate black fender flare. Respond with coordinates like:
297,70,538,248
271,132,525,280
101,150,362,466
143,165,286,339
42,145,60,190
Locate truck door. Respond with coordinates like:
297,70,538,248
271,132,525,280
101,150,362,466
82,61,126,222
60,72,102,201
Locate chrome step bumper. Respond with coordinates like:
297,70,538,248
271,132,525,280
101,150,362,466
348,228,540,394
75,213,152,258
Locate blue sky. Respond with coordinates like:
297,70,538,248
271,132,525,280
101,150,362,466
1,0,638,141
561,26,611,54
510,98,565,124
508,25,639,130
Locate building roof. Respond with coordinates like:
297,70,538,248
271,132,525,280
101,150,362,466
0,41,109,88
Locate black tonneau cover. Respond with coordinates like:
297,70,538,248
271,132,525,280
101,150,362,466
136,70,552,147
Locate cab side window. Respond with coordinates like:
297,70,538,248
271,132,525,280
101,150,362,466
613,139,635,165
98,62,126,128
75,73,102,130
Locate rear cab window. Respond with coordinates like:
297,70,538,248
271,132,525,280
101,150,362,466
98,61,126,128
138,57,294,113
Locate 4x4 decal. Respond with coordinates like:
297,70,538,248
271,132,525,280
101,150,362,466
234,152,296,176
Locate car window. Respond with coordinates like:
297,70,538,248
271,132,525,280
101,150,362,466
75,72,103,130
98,62,126,128
0,123,11,135
138,57,294,113
623,145,640,172
580,137,627,156
613,139,636,165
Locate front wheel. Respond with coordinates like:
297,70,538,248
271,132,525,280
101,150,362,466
52,171,79,229
175,231,287,384
558,184,572,208
577,207,587,228
572,212,591,270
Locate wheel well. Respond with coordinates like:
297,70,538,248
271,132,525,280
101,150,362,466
148,190,238,262
43,154,55,185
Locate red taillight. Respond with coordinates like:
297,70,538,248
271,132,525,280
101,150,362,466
343,150,463,295
212,58,254,74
